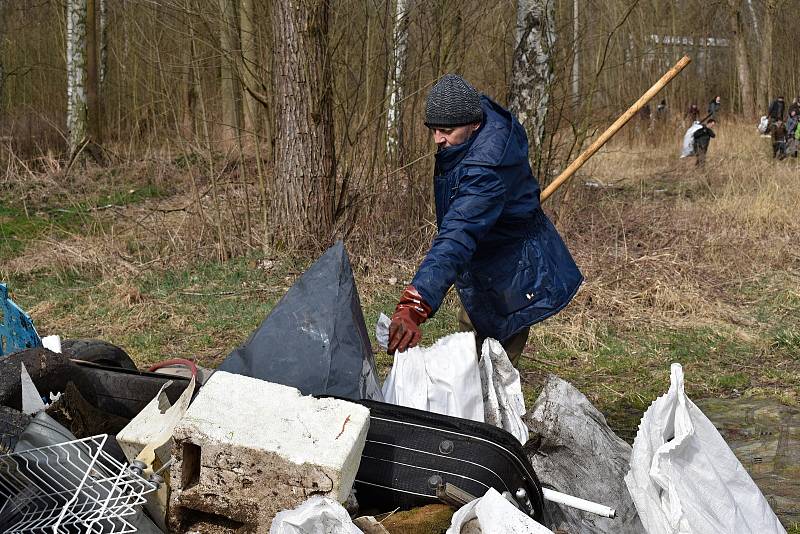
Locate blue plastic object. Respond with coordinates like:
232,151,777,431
0,283,42,357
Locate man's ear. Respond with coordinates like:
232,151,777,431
471,122,481,132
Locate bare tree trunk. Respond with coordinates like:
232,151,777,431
509,0,555,159
756,0,776,111
182,1,199,140
272,0,335,248
240,0,259,139
571,0,579,101
67,0,88,156
218,0,240,151
729,2,754,118
385,0,409,165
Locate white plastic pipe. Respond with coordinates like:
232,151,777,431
542,488,616,518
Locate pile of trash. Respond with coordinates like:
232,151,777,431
0,244,789,533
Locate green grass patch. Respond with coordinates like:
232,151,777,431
0,184,166,261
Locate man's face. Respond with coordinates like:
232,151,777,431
430,123,480,149
715,97,721,103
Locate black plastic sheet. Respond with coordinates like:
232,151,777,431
220,241,383,401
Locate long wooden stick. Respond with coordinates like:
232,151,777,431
541,55,692,202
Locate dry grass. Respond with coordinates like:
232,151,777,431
547,121,799,338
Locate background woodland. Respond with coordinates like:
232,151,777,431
1,0,798,256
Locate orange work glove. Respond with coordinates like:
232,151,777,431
387,285,432,355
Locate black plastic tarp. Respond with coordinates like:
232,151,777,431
219,241,383,401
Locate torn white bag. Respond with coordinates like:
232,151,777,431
625,363,786,534
478,339,528,444
680,122,702,158
269,496,363,534
382,332,484,422
447,488,552,534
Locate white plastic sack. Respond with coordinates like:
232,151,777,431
680,122,702,158
375,312,390,350
758,115,769,134
625,363,786,534
269,496,363,534
479,339,528,445
447,488,552,534
382,332,484,422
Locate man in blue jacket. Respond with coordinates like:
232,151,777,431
387,74,583,365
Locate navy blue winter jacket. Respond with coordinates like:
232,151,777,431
411,96,583,342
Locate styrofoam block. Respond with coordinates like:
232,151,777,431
169,371,370,531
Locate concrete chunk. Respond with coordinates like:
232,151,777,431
169,371,370,532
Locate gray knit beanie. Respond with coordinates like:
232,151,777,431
425,74,483,128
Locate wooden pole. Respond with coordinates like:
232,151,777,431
541,55,692,202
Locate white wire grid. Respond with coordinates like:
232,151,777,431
0,434,157,533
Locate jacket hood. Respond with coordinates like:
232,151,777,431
462,96,530,168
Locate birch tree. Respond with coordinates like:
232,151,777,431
99,0,107,88
745,0,761,43
571,0,579,101
66,0,88,156
272,0,335,247
86,0,101,146
508,0,555,158
385,0,409,164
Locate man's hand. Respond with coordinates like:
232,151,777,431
387,285,432,355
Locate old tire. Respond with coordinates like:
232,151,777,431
61,339,138,371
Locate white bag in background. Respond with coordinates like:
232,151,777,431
758,115,769,134
680,122,702,158
269,496,363,534
625,363,786,534
479,339,528,445
447,488,552,534
382,332,484,422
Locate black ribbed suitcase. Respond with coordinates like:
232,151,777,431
353,400,546,524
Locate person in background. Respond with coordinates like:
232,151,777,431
692,118,716,167
796,116,800,153
771,119,788,160
686,103,700,123
786,109,799,158
707,96,721,120
768,96,786,126
387,74,583,365
787,96,799,118
656,99,668,121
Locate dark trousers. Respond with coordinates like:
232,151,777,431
457,304,530,367
695,144,708,166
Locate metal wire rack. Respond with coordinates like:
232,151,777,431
0,434,157,533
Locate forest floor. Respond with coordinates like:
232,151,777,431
2,121,799,526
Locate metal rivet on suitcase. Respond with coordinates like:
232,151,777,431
438,440,454,454
428,474,443,489
515,488,535,516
